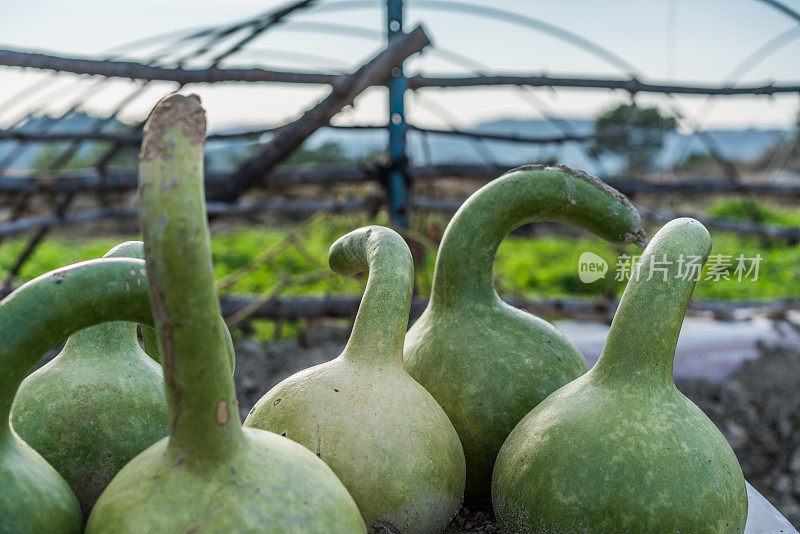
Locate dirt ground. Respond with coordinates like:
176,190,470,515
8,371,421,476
232,322,800,532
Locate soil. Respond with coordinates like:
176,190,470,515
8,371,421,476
232,321,800,531
680,344,800,528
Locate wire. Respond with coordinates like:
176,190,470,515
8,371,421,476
312,0,639,74
665,25,800,171
410,90,497,166
753,0,800,24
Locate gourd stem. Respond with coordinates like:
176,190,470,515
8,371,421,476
0,259,153,435
592,218,711,385
59,240,146,362
329,226,413,365
139,94,242,456
429,165,646,308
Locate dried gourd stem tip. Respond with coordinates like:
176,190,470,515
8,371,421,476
624,226,649,250
139,93,206,161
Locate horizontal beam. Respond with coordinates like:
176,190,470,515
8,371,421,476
407,124,631,144
2,47,799,96
0,123,629,146
0,198,370,238
0,48,339,85
0,127,282,144
407,74,800,95
3,165,800,197
218,293,800,323
0,192,795,243
642,209,800,243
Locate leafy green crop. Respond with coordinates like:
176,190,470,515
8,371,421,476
1,202,797,340
707,198,800,227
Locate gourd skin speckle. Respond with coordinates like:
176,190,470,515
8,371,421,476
404,166,646,500
245,226,465,533
492,218,748,533
11,241,167,515
86,93,365,533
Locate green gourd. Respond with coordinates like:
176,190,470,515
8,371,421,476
245,226,466,533
86,93,365,533
0,257,157,534
492,218,748,533
404,165,647,500
10,241,167,516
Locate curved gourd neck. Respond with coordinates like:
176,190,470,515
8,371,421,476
0,259,154,437
429,165,646,309
60,322,141,361
329,226,413,367
57,239,148,364
139,94,242,458
592,218,711,386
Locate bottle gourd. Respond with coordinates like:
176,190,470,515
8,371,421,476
0,257,157,533
492,218,748,533
245,226,466,533
11,241,167,516
86,93,365,533
404,165,646,499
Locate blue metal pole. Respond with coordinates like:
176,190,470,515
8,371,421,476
386,0,409,228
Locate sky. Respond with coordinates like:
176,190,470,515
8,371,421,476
0,0,798,132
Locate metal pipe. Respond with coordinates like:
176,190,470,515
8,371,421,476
386,0,409,227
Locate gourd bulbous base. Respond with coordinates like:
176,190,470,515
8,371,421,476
492,370,748,533
85,427,366,533
11,323,168,515
244,356,466,534
404,298,589,500
0,429,82,533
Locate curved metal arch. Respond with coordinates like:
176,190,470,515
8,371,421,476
231,48,352,69
729,25,800,80
307,0,640,75
275,19,608,172
666,24,800,170
277,20,488,72
752,0,800,24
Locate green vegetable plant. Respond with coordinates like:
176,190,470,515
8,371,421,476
0,257,156,533
404,165,647,500
11,241,167,516
86,93,365,533
245,225,466,533
492,218,748,533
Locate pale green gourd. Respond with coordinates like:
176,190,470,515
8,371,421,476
10,241,167,516
404,165,646,500
86,93,365,533
245,225,466,533
492,218,748,533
